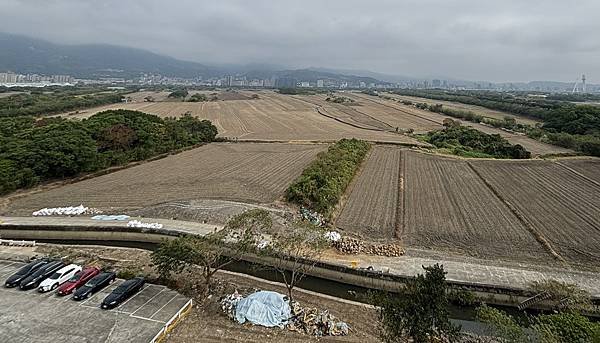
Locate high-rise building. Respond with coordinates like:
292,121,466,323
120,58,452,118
316,79,324,88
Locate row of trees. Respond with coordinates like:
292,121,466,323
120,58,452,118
151,209,328,301
0,110,218,195
0,91,124,117
393,89,600,156
426,123,531,159
285,138,370,216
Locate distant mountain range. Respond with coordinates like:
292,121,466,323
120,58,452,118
0,32,385,84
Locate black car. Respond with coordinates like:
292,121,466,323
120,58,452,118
72,271,116,301
19,260,65,290
101,277,145,309
5,259,50,288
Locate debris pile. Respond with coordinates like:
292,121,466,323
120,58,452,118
220,291,243,320
32,205,102,216
220,291,349,337
323,231,342,242
300,207,324,226
333,237,404,257
287,301,350,336
126,220,164,229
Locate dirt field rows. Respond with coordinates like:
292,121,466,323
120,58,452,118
402,152,551,261
336,150,600,265
336,146,401,240
471,159,600,265
53,92,424,146
348,93,572,156
3,143,326,215
557,158,600,184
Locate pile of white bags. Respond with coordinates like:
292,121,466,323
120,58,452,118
126,220,163,229
323,231,342,242
32,205,99,216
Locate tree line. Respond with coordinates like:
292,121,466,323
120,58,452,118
0,90,124,117
0,110,218,195
285,138,370,217
393,89,600,156
425,123,531,159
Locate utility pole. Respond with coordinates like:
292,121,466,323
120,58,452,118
582,74,586,93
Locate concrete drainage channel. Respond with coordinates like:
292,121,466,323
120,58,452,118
0,259,191,343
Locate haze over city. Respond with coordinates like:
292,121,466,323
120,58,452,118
1,0,598,83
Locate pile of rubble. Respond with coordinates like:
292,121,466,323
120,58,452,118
220,291,350,337
287,301,350,336
299,207,325,226
333,237,404,257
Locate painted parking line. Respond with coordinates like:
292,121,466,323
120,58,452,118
112,285,150,313
149,293,178,319
130,288,166,316
117,285,164,314
0,261,18,272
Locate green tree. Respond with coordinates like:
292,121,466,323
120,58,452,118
374,264,460,342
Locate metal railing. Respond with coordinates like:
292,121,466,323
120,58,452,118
149,298,193,343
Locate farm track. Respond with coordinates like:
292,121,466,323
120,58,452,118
470,159,600,266
3,143,326,215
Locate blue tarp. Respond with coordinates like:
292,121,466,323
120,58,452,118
235,291,291,327
91,215,130,221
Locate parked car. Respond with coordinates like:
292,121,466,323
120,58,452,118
101,277,145,309
56,266,101,296
5,259,50,288
72,271,116,300
19,260,65,290
38,264,82,292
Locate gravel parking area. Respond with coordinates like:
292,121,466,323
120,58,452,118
0,260,190,343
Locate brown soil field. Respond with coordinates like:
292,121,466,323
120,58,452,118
336,146,402,240
401,151,551,262
385,93,541,126
348,93,572,156
470,159,600,266
3,143,326,215
557,158,600,184
53,92,424,146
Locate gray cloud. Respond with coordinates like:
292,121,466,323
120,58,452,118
1,0,598,82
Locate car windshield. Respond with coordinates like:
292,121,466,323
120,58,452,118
68,271,83,282
49,272,61,279
113,285,129,294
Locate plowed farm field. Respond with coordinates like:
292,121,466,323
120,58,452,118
3,143,326,215
336,150,600,266
53,92,424,146
471,159,600,265
402,152,550,261
336,146,402,240
346,93,572,156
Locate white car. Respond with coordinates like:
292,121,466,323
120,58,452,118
38,264,82,292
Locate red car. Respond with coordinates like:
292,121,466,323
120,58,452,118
56,267,100,296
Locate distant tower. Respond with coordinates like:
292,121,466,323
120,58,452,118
582,74,586,93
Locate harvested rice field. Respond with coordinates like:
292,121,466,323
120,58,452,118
3,143,326,215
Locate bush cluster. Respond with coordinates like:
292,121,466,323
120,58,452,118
0,110,217,195
426,125,531,159
0,91,123,117
285,139,370,216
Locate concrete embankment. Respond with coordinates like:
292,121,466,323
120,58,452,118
1,216,599,310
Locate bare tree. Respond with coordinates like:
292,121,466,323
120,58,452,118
152,209,272,293
263,221,328,301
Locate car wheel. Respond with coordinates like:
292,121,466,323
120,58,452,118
51,283,58,290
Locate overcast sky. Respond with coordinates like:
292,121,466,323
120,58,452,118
2,0,598,82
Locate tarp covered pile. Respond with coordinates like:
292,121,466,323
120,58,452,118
91,215,130,221
220,290,349,336
32,205,101,216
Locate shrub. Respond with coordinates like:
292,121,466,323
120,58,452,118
286,139,370,216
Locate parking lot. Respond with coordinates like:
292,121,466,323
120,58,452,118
0,260,191,343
